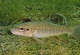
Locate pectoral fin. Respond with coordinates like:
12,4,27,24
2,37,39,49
32,37,47,45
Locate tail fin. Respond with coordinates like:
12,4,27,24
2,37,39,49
72,25,80,40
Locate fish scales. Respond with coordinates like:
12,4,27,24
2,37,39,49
11,21,73,38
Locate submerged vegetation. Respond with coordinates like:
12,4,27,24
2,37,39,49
0,0,80,55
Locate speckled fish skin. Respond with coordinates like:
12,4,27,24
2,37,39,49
11,21,73,38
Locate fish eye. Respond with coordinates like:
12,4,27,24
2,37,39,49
19,28,24,30
26,28,29,31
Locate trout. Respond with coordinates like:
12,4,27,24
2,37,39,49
11,21,80,40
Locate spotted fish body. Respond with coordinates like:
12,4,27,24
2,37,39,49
11,21,74,38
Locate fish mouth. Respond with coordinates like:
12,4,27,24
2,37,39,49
11,29,20,35
11,28,26,36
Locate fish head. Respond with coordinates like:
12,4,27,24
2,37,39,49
11,23,34,37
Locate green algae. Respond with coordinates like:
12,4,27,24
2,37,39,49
0,0,80,55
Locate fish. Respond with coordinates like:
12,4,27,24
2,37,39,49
11,21,80,40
